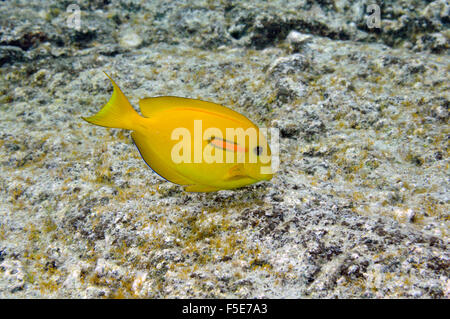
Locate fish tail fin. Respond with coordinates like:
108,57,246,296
82,72,141,130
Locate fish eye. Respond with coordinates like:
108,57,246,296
253,146,263,156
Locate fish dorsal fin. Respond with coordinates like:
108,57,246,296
138,96,250,124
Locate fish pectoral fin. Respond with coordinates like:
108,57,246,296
184,185,221,192
223,164,247,181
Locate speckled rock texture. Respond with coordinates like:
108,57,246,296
0,0,448,298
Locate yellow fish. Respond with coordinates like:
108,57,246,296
83,73,273,192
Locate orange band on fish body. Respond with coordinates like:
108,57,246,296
209,137,248,153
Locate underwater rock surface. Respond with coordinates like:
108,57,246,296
0,0,448,298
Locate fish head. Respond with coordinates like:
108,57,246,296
242,131,273,182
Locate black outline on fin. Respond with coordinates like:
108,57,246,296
131,136,181,185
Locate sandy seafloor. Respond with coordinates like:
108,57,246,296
0,0,449,298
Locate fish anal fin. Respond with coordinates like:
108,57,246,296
131,132,193,186
184,185,220,192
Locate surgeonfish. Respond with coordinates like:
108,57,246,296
82,73,273,192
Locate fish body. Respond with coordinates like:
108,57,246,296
83,73,273,192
